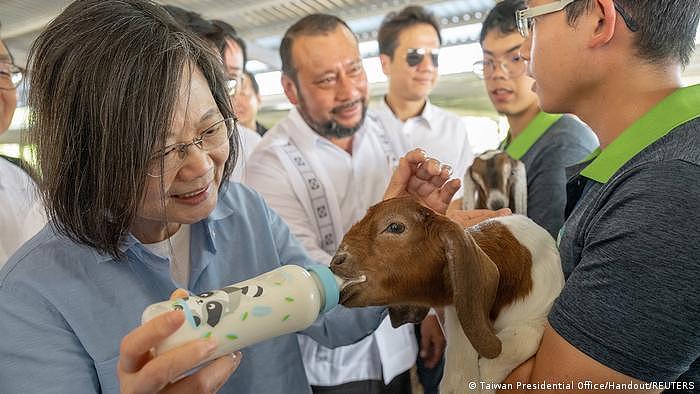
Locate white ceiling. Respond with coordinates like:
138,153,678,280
1,0,496,68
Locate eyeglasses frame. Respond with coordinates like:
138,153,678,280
147,117,237,177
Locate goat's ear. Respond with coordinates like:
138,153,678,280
440,221,502,359
510,160,527,215
462,168,478,210
388,305,430,328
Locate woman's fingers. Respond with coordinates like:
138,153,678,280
119,311,185,374
164,352,243,394
132,338,219,393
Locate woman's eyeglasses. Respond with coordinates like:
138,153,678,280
147,117,236,177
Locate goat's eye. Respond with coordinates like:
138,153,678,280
385,222,405,234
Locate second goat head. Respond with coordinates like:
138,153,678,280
463,150,527,215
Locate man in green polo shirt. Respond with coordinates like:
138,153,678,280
474,0,598,237
500,0,700,390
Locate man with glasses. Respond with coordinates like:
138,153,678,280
500,0,700,389
0,33,45,267
470,0,597,238
163,6,260,181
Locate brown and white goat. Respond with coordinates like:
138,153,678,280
330,197,563,393
463,150,527,215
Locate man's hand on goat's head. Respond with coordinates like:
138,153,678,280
446,208,511,228
383,148,461,214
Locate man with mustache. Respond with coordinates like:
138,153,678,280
245,14,420,394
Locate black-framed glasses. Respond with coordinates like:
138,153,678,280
517,0,639,38
147,117,236,177
0,62,24,90
405,48,440,67
473,53,526,79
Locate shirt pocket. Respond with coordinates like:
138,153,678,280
94,354,121,394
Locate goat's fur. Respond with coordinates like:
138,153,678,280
331,197,563,393
463,150,527,215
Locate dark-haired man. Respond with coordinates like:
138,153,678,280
245,14,421,394
374,6,473,202
373,7,474,392
502,0,700,390
467,0,597,238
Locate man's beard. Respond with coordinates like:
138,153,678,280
298,96,368,139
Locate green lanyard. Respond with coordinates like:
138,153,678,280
581,85,700,183
501,112,562,160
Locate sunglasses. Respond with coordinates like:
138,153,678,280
405,48,440,67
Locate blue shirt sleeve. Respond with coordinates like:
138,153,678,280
549,160,700,382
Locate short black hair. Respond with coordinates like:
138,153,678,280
211,20,248,65
280,14,354,81
566,0,699,66
479,0,525,44
378,6,442,58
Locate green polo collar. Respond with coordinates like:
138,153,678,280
581,85,700,183
503,112,562,160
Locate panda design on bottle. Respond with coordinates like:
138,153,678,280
174,285,265,328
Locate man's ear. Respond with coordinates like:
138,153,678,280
589,0,617,48
281,74,299,105
379,54,392,76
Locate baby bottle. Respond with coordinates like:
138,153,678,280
142,264,342,361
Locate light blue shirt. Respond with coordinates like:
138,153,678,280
0,183,384,393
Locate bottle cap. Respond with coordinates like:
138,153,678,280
306,264,340,314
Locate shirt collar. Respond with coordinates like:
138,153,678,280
287,106,366,151
503,111,562,160
92,184,237,263
379,96,434,129
581,84,700,183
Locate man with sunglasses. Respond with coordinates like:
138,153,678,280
374,6,474,204
498,0,700,390
372,7,470,393
471,0,598,238
0,32,45,267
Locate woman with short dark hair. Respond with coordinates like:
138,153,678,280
0,1,456,393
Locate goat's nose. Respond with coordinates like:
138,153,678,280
330,253,347,267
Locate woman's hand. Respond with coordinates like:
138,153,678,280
117,290,242,393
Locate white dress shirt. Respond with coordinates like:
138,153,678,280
244,107,417,386
371,97,474,197
0,158,46,267
230,125,262,182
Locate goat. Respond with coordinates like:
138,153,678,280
330,196,563,393
463,150,527,215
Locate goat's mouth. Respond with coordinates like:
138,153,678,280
339,274,366,292
338,275,368,305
